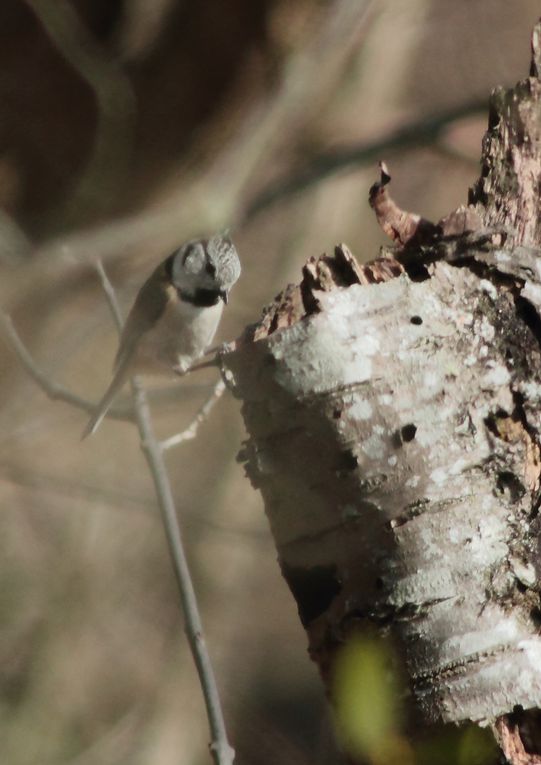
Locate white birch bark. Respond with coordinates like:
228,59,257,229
225,250,541,723
220,20,541,764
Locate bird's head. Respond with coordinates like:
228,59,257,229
171,235,241,306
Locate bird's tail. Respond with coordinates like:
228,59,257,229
81,361,130,439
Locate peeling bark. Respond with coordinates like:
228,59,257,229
222,20,541,763
369,161,441,246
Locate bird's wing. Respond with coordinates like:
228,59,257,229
82,259,176,438
113,260,173,371
81,354,133,439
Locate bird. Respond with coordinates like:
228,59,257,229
82,234,241,438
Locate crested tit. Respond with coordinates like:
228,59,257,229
82,234,240,437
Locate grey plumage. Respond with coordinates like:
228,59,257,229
82,235,240,438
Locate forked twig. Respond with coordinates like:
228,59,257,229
95,260,234,765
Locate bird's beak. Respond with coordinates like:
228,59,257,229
220,290,228,304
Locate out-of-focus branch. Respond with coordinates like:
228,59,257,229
0,311,133,422
24,0,136,222
428,141,480,168
116,0,177,62
0,210,32,265
243,100,487,220
95,261,234,765
1,459,267,544
15,0,377,284
208,0,379,222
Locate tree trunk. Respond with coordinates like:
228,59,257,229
222,20,541,764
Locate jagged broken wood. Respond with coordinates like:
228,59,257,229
219,20,541,764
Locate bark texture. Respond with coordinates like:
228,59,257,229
222,21,541,761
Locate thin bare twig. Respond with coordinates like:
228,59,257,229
160,378,226,451
0,311,133,422
95,261,234,765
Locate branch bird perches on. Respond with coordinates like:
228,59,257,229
1,262,233,765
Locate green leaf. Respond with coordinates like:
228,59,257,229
332,635,402,761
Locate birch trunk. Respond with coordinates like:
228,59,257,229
222,21,541,764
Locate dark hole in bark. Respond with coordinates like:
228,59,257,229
530,495,541,520
487,101,501,130
410,315,423,325
483,410,518,443
300,280,321,316
403,261,430,282
484,410,510,439
331,247,367,286
530,607,541,628
507,707,541,756
515,296,541,351
497,471,526,502
401,424,417,442
281,563,342,626
337,450,358,471
332,408,342,419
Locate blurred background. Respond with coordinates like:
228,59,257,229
0,1,539,763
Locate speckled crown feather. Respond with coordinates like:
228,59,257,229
207,235,241,290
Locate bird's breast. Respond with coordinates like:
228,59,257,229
134,298,223,375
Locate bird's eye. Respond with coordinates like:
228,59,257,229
206,262,216,276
